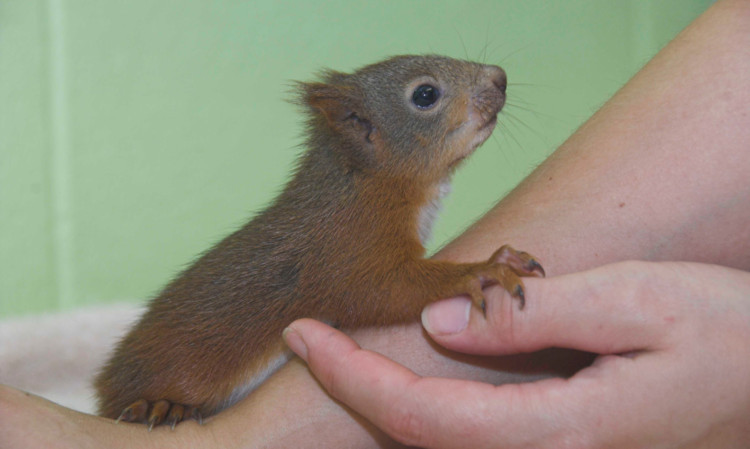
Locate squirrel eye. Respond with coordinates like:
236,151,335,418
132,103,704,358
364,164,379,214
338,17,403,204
411,84,440,109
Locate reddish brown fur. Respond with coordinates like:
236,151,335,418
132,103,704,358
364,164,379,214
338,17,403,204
94,55,541,426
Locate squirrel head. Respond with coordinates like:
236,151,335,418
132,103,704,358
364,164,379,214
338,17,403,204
298,55,506,185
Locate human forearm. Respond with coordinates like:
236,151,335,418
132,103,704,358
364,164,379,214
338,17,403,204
439,0,750,273
208,325,590,448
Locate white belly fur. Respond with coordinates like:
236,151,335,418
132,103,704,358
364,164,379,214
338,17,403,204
218,351,292,412
418,179,452,246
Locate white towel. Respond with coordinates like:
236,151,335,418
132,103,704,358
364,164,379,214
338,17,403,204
0,303,143,413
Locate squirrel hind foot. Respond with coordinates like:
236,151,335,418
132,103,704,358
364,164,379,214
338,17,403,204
115,398,203,430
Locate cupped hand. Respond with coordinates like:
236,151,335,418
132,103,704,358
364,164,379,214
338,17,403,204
283,261,750,449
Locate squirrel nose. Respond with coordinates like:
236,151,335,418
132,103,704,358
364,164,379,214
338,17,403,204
493,74,507,94
482,65,507,94
492,70,507,94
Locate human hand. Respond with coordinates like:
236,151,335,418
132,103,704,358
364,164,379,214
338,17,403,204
283,261,750,448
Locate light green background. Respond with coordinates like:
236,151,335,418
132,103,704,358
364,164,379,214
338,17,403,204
1,0,712,317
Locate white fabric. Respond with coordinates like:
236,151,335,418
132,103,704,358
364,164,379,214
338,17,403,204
0,303,143,413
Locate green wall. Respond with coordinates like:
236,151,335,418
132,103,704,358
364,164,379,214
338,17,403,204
0,0,712,317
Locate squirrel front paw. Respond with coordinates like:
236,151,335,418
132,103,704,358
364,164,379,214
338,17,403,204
116,398,203,431
463,245,545,314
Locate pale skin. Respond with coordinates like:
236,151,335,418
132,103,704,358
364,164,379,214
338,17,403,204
1,0,749,447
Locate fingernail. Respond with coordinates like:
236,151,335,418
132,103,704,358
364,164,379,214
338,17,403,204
421,297,471,336
282,327,308,362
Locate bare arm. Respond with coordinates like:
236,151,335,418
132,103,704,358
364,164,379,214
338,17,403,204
1,0,748,447
442,0,750,272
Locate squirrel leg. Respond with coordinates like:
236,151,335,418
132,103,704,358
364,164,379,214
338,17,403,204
363,245,545,325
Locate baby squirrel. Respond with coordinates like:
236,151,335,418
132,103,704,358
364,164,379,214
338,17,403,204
94,55,544,429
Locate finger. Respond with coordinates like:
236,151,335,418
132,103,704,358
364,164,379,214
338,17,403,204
283,319,419,414
284,319,435,446
284,318,608,448
422,261,676,356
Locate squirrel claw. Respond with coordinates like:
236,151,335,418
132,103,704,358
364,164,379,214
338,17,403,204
147,399,170,431
513,284,526,310
525,258,545,278
116,399,148,424
166,404,185,430
490,245,545,278
190,408,204,426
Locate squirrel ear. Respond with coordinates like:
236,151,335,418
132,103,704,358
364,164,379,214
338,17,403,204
300,82,377,147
